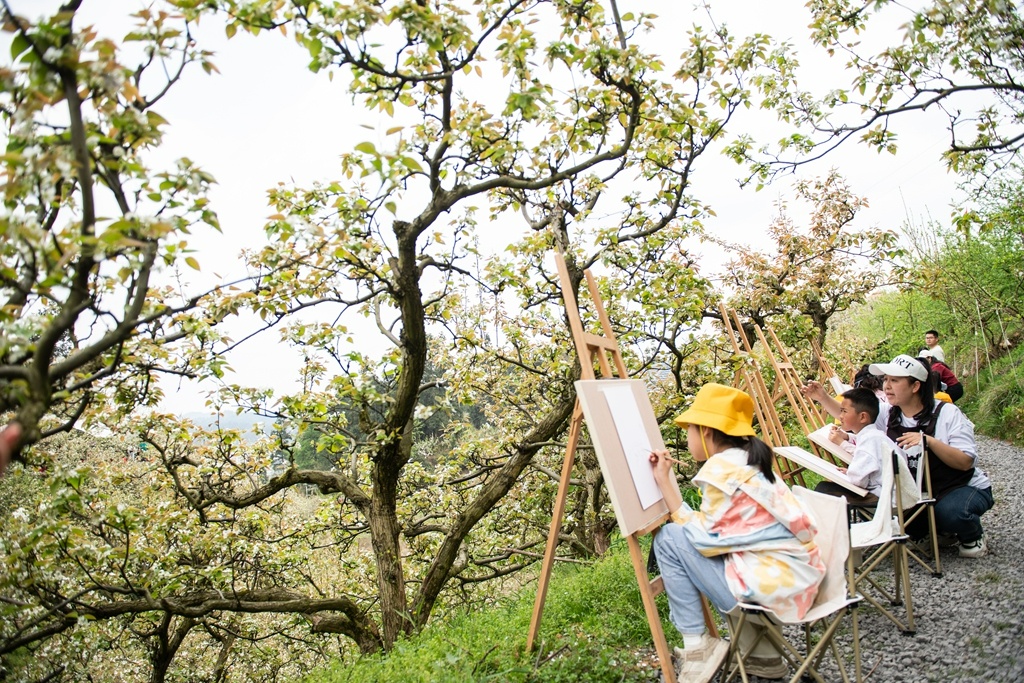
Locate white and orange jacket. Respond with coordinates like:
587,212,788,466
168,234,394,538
671,448,826,621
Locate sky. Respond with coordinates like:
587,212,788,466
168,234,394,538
5,1,970,415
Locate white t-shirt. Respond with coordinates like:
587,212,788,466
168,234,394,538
874,399,990,490
921,344,945,362
845,424,893,495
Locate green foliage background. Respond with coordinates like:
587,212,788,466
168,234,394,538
2,0,1024,681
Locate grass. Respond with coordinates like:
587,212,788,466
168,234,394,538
960,342,1024,445
305,537,676,683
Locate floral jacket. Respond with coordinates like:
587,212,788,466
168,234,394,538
672,448,825,621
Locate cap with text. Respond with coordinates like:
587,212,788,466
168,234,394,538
868,354,929,382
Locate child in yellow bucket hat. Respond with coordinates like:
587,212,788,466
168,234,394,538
649,384,826,683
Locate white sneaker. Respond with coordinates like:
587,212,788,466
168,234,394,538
673,638,729,683
959,535,987,558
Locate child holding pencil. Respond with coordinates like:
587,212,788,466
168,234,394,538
648,383,825,682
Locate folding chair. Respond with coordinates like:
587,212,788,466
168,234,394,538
722,486,863,683
849,450,918,633
902,446,944,577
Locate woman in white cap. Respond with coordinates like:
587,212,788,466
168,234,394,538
649,383,825,682
803,354,993,558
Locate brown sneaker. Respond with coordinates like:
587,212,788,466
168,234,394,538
672,638,729,683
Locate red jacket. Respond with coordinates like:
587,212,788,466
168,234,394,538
932,360,960,387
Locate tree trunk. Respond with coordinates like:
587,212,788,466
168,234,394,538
371,221,426,648
149,615,194,683
369,464,410,648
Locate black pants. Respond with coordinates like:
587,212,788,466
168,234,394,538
814,481,879,508
947,383,964,402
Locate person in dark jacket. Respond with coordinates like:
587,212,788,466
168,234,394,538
922,350,963,402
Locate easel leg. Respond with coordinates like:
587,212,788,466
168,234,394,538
702,594,720,637
627,534,677,683
527,402,585,651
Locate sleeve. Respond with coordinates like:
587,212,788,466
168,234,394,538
846,439,883,489
670,500,696,525
934,405,977,463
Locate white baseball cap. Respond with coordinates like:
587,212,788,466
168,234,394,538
869,354,929,382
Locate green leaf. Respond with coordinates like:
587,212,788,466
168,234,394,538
400,156,423,172
354,141,377,155
10,34,35,63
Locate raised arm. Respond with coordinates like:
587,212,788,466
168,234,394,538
650,450,686,519
801,380,842,418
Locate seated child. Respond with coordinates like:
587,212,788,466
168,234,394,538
814,387,896,506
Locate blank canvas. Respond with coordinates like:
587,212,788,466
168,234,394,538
576,379,671,536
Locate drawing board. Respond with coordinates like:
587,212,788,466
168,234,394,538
575,379,670,536
827,375,853,395
807,424,853,465
773,445,869,496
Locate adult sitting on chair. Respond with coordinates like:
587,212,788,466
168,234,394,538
803,354,993,558
649,384,826,682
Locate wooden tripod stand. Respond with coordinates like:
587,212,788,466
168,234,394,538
526,252,715,683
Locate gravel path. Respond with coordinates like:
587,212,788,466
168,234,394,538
834,435,1024,683
647,436,1024,683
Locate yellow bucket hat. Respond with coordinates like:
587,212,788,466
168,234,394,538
673,383,756,437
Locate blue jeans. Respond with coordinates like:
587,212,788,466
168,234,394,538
653,523,737,634
908,486,993,543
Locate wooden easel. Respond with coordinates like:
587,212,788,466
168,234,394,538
527,253,715,683
719,306,849,480
758,325,852,467
758,326,830,431
718,305,808,486
811,337,855,386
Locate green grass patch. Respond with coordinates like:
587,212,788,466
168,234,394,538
960,343,1024,445
305,537,677,683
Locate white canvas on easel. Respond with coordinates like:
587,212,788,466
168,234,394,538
598,382,663,509
828,376,853,395
575,379,670,536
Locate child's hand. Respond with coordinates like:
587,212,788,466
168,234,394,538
828,425,849,445
648,450,674,484
837,467,848,474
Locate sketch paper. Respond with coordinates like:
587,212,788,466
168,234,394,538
599,383,662,509
575,380,670,536
773,445,868,496
807,424,853,464
828,376,853,395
